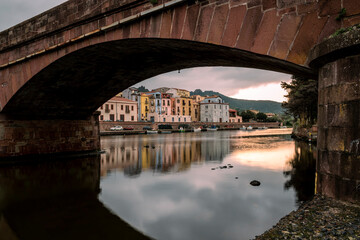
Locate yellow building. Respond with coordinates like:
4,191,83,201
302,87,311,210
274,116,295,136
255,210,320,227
191,95,204,122
174,97,192,116
139,94,150,121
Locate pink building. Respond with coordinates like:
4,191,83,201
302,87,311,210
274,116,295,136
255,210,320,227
229,109,243,123
98,97,138,122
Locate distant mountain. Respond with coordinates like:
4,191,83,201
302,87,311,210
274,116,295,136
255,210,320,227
190,89,284,114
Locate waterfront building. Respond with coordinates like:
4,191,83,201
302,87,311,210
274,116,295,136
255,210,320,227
166,88,190,98
229,109,243,123
122,87,139,101
139,94,151,121
200,96,229,123
98,97,138,122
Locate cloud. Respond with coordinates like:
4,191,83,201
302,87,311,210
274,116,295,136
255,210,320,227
133,67,291,97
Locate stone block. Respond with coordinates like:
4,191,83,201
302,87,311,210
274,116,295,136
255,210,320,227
319,61,336,88
277,0,306,9
182,4,200,40
221,5,246,47
208,4,229,44
171,4,187,39
296,2,318,14
343,15,360,28
247,0,261,8
263,0,277,10
343,0,360,16
251,9,281,54
336,55,360,84
236,6,263,51
194,4,215,42
269,13,302,59
287,12,327,64
318,0,341,17
158,11,171,38
318,15,341,42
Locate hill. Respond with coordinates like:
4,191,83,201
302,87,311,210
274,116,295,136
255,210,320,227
190,89,284,114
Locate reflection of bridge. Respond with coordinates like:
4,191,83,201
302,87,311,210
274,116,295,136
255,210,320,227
0,156,150,239
0,0,359,202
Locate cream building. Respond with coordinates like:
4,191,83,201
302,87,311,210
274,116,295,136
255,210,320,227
200,96,229,123
98,97,138,122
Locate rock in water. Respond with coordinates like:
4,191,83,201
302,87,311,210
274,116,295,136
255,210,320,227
250,180,261,186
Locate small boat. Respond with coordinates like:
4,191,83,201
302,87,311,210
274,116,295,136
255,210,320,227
258,126,268,130
207,126,218,131
193,127,202,132
240,126,246,130
146,130,158,134
247,126,253,130
179,127,185,132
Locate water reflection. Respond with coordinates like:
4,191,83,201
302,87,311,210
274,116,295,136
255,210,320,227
100,132,231,177
99,130,316,240
0,156,150,240
284,141,316,205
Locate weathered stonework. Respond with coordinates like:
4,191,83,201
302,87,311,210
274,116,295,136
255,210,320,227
0,113,100,158
309,28,360,204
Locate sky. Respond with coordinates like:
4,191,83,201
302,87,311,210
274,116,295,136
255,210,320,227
0,0,292,103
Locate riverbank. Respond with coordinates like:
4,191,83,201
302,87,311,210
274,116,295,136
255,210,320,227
254,194,360,239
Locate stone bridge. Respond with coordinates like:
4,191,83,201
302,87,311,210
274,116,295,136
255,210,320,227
0,0,359,202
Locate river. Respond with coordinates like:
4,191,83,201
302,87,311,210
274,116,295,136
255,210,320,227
0,128,316,240
99,128,316,240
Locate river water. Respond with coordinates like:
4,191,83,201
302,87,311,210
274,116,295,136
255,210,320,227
0,128,316,240
99,129,316,240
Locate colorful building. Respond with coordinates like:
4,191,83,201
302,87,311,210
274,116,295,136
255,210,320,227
229,109,243,123
98,97,138,122
200,96,229,123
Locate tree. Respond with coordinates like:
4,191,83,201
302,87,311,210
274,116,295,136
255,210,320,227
138,86,149,92
240,110,256,122
256,112,267,122
281,76,318,127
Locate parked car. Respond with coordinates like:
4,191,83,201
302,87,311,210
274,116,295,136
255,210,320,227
110,126,123,131
143,126,153,130
123,126,134,130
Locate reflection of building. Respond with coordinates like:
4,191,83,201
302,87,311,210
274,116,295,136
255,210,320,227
98,97,138,122
229,109,243,123
100,133,230,176
200,96,229,123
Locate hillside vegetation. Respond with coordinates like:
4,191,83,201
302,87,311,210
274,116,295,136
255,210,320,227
190,89,284,114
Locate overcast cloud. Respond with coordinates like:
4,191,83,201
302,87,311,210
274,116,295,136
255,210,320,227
0,0,291,102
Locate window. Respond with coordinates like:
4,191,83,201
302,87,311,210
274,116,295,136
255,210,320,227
163,100,165,105
131,116,134,121
178,118,181,122
131,106,134,111
177,99,180,103
163,118,166,122
205,105,208,109
100,115,103,120
110,114,115,121
111,104,113,110
214,105,216,109
184,118,186,122
120,114,124,121
157,100,160,105
100,106,103,110
206,118,208,122
168,100,170,105
121,105,123,110
125,105,130,113
188,100,191,105
220,105,222,109
172,117,174,122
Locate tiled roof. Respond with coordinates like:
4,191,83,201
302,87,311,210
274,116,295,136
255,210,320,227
109,96,137,103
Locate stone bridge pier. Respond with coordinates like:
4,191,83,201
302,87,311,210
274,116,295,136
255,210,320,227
309,27,360,203
0,113,100,158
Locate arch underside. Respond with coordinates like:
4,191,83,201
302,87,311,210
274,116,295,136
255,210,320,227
2,39,316,119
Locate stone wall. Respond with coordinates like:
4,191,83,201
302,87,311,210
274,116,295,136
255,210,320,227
0,113,100,158
309,28,360,203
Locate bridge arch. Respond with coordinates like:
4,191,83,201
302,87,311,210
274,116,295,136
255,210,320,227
2,38,315,118
1,0,358,116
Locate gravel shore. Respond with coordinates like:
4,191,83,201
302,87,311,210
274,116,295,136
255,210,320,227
254,195,360,240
